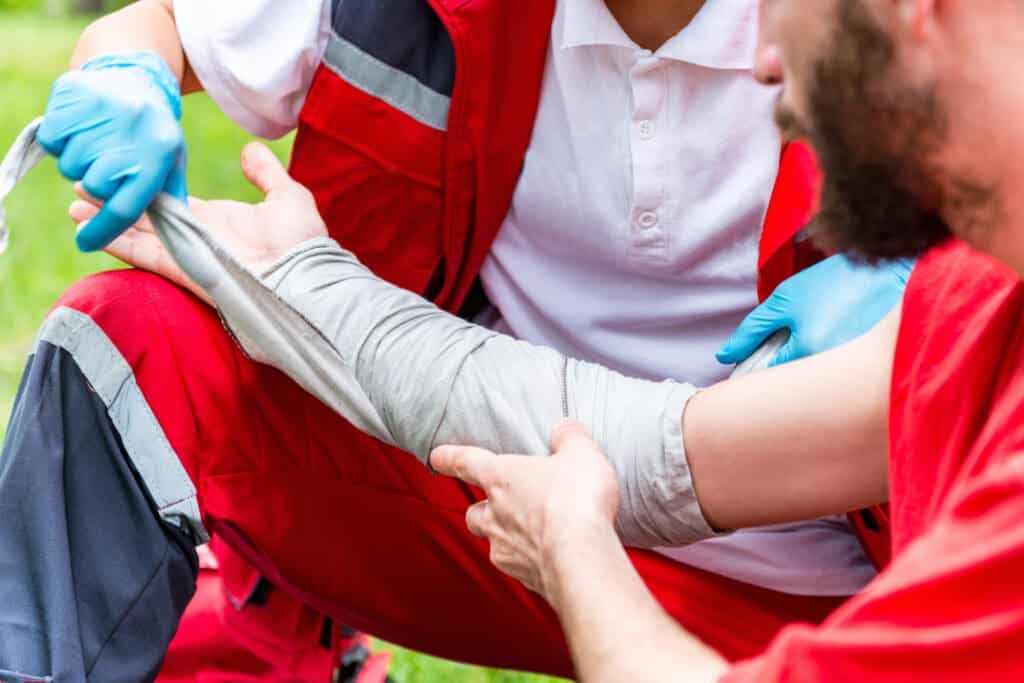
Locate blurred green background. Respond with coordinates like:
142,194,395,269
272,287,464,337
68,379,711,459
0,7,567,682
1,0,129,13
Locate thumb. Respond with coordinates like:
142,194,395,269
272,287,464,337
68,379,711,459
766,337,801,368
240,141,292,197
716,301,788,365
551,419,597,454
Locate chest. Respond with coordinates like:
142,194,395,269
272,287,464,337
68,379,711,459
508,41,781,273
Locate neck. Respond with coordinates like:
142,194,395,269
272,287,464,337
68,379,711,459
603,0,705,51
982,95,1024,281
963,181,1024,281
935,5,1024,280
939,91,1024,280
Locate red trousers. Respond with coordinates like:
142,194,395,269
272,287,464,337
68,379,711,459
61,271,844,680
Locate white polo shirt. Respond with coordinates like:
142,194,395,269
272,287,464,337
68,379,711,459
177,0,877,596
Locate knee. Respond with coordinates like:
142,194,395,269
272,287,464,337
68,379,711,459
48,269,242,372
40,269,236,486
15,271,213,547
53,269,214,339
44,265,251,403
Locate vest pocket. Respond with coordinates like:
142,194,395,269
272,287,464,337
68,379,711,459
300,62,447,188
290,114,446,297
295,1,458,298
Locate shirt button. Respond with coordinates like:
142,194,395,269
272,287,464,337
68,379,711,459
637,211,659,229
638,120,655,140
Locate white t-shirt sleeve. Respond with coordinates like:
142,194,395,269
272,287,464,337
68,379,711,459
174,0,331,139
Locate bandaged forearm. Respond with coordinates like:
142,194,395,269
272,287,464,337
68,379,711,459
0,122,717,547
230,237,713,547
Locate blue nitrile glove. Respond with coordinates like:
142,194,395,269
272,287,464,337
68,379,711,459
717,254,915,368
37,50,186,251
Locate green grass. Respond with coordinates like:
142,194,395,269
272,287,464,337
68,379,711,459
0,11,568,682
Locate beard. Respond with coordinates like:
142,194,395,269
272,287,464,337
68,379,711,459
778,1,989,262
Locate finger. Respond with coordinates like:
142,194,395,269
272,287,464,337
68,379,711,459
100,225,211,305
428,445,496,488
77,165,167,251
240,141,292,197
55,130,102,181
550,419,597,453
74,181,100,206
80,152,132,202
72,185,157,234
465,501,492,538
69,199,99,224
715,304,787,365
36,75,92,155
97,225,163,272
766,337,801,368
79,180,203,221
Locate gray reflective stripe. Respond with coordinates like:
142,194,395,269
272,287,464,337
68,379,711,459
33,306,209,544
0,671,51,682
323,30,450,132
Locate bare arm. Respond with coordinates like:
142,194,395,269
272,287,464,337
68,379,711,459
69,0,200,92
686,305,900,532
547,517,729,683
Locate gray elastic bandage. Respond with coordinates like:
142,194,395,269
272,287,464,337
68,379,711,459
244,238,716,547
0,118,47,255
2,119,720,548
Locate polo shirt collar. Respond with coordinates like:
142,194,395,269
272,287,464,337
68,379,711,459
560,0,758,70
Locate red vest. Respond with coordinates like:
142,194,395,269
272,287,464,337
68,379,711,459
288,0,890,567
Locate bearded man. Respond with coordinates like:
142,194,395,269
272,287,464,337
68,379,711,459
428,0,1024,680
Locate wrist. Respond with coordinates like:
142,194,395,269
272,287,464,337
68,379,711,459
540,512,618,605
80,50,183,119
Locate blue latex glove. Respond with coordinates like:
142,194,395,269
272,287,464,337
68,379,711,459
717,255,915,368
37,50,186,251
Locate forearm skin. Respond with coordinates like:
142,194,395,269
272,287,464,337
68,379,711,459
684,309,897,531
545,521,729,683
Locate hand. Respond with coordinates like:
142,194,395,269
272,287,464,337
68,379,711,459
429,421,619,599
38,50,187,251
69,141,328,304
717,254,914,367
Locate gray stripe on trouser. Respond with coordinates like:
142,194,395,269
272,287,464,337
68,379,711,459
323,30,451,132
0,670,51,682
34,306,209,544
